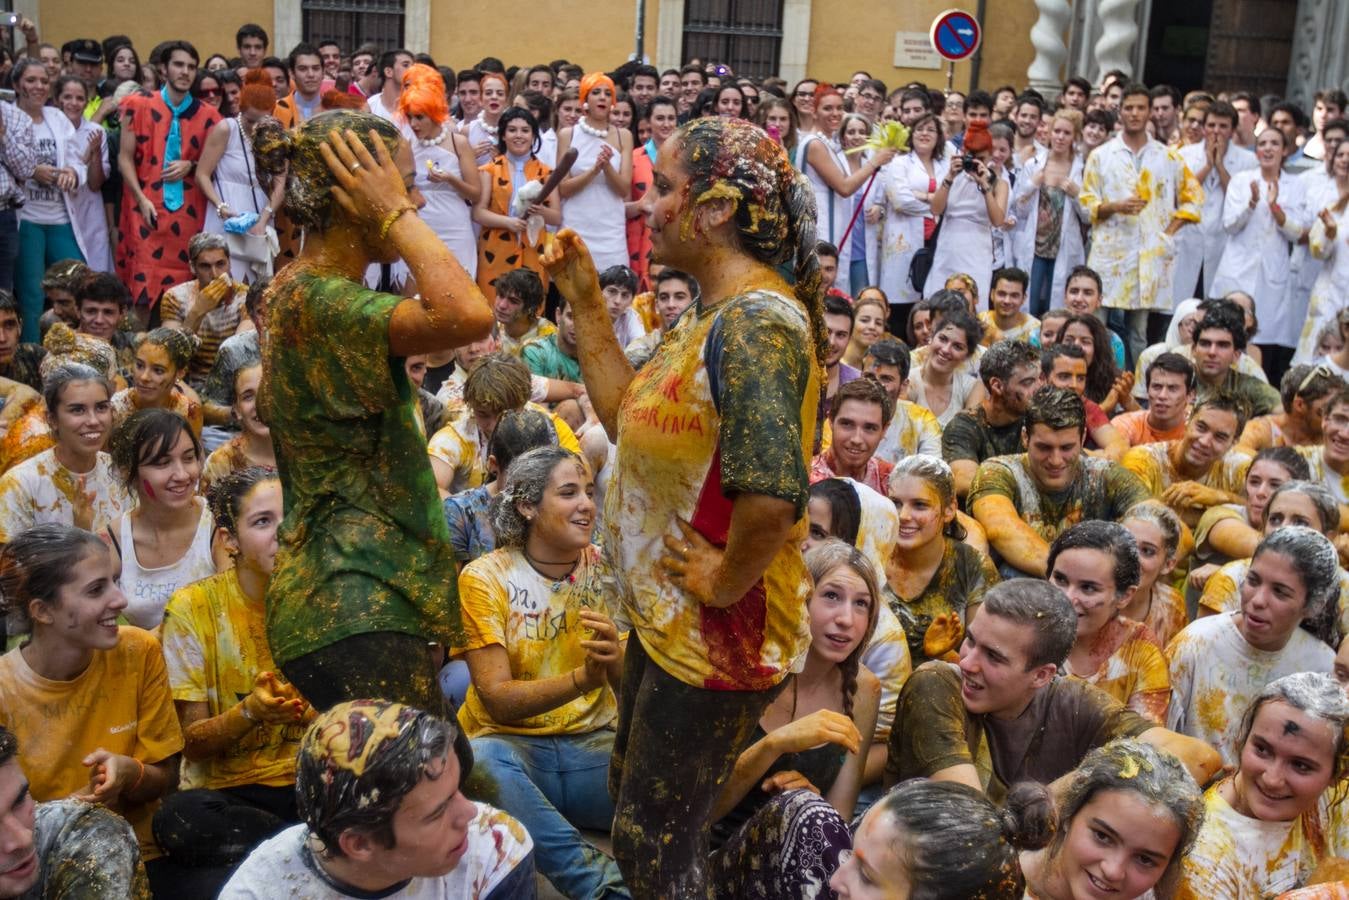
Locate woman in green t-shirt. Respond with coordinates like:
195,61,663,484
247,111,494,713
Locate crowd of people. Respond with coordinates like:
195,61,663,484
4,14,1349,900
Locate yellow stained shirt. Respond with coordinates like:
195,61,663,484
1064,617,1170,724
1120,440,1248,500
428,402,579,493
0,448,130,542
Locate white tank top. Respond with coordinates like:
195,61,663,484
119,502,216,629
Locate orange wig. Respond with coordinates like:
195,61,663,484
579,72,615,104
239,67,276,115
398,63,449,124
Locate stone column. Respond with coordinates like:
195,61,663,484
1094,0,1141,78
778,0,812,88
656,0,685,72
1287,0,1349,112
1027,0,1073,95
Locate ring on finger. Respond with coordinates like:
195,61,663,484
350,162,362,171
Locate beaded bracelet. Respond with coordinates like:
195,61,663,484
379,204,417,241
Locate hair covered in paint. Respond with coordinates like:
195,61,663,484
672,117,827,364
888,454,966,541
1050,738,1205,896
1266,480,1340,532
489,445,585,549
0,523,108,635
1236,672,1349,783
873,779,1054,899
1121,499,1183,562
136,326,195,373
1251,525,1339,618
1046,520,1142,600
803,538,881,718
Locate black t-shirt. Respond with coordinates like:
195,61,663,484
942,407,1024,465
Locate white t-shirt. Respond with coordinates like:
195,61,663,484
219,804,533,899
0,449,130,542
21,118,69,225
1166,611,1334,765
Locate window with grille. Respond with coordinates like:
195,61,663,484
682,0,784,79
303,0,405,52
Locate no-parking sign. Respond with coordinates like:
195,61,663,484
929,9,982,62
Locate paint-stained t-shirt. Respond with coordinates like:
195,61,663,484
883,537,998,667
604,289,819,690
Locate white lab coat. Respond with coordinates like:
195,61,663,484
26,108,107,269
876,152,950,305
1010,149,1087,300
1175,141,1256,300
1211,168,1309,347
1295,203,1349,362
66,118,112,273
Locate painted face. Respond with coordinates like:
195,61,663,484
823,313,853,367
1265,491,1325,533
1326,402,1349,467
831,399,885,473
522,459,596,553
1145,369,1191,425
889,475,951,551
16,65,47,107
38,545,126,653
233,365,269,440
803,496,835,552
1051,546,1127,643
47,290,79,328
1180,407,1239,472
1026,423,1083,493
492,291,526,328
133,342,181,406
958,611,1048,717
136,427,201,509
1056,789,1183,900
863,361,903,401
928,324,971,374
232,479,282,576
601,284,634,321
829,805,908,899
808,564,873,665
1245,459,1294,531
991,278,1026,321
51,380,113,457
1239,550,1312,652
1123,517,1172,592
1235,700,1339,822
1193,328,1238,381
655,278,694,329
193,248,231,287
1048,356,1088,397
0,310,17,366
0,759,37,897
556,301,577,348
1064,277,1101,316
853,303,885,346
377,750,480,880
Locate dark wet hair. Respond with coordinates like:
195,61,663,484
253,110,404,230
487,408,558,478
109,409,203,490
0,523,107,635
808,478,862,545
1146,351,1195,392
1025,385,1086,436
208,465,280,536
42,362,113,414
981,578,1078,669
1061,313,1118,404
875,780,1054,899
1047,520,1141,599
979,339,1040,390
674,117,826,364
865,337,911,381
135,327,195,373
493,268,544,313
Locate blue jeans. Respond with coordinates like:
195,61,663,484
1029,255,1056,317
467,731,629,900
849,257,869,298
17,220,84,343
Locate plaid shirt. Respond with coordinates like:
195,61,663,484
0,102,36,208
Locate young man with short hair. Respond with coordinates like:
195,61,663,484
220,701,534,899
896,88,931,126
1237,363,1340,454
347,44,379,98
273,42,325,127
368,48,414,125
523,296,581,383
1060,76,1090,111
234,23,268,71
1149,84,1182,145
1112,351,1195,446
599,265,646,348
489,267,555,357
455,69,483,122
1012,93,1045,165
969,386,1150,577
809,376,894,494
629,65,659,107
1052,265,1126,368
1121,395,1248,526
886,579,1220,799
158,232,248,389
1296,387,1349,506
1080,83,1202,360
1191,305,1281,415
678,64,706,117
1175,101,1257,300
943,339,1040,497
260,56,290,101
624,268,697,369
863,338,942,463
37,259,85,339
821,292,859,421
1042,344,1128,460
979,267,1038,344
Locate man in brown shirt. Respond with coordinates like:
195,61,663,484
885,579,1221,801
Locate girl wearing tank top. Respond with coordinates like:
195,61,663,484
104,409,217,631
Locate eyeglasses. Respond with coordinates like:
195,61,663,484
860,93,883,103
199,88,221,97
794,91,815,98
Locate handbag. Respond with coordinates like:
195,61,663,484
908,216,943,294
217,118,278,278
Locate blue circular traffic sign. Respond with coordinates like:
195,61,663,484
930,9,982,62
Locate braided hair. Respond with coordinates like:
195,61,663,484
804,539,880,718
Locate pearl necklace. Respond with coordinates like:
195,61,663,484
475,112,499,139
415,121,452,149
577,118,609,139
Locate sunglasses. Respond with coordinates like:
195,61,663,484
199,88,221,97
1299,364,1336,393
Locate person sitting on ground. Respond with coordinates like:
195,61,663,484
427,353,578,496
0,290,45,392
1131,297,1271,405
970,386,1150,577
1191,302,1282,415
624,267,699,370
1060,312,1136,413
810,377,894,494
157,233,248,390
831,779,1054,900
1121,394,1249,527
522,294,582,384
110,328,204,439
708,539,881,896
1032,265,1127,369
0,525,182,888
1237,363,1343,454
821,293,861,422
0,362,129,542
1049,520,1171,723
1020,739,1204,900
1191,446,1309,589
883,454,999,669
599,264,647,349
104,409,217,630
1035,307,1071,349
1296,385,1349,509
885,578,1222,799
154,467,306,896
456,446,627,898
943,338,1041,497
219,700,535,899
199,362,275,497
1120,501,1191,648
1042,343,1129,460
910,289,987,378
1111,351,1196,447
74,270,136,375
199,275,266,431
443,408,557,568
859,338,942,464
490,266,557,357
436,325,583,422
1168,526,1339,765
979,266,1039,344
0,724,150,898
907,307,986,427
1177,672,1349,897
37,259,87,341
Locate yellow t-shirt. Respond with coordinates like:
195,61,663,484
0,627,183,860
428,403,580,494
160,570,303,790
456,546,620,737
1064,617,1170,724
1120,440,1249,500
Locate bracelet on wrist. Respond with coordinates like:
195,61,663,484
378,203,417,241
239,700,258,722
128,757,146,794
571,668,585,695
